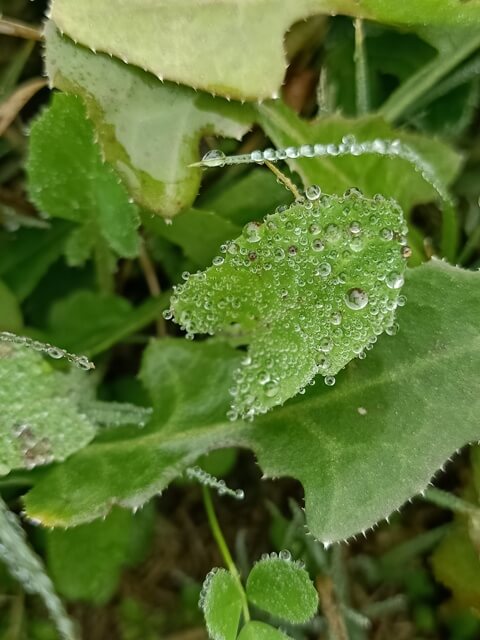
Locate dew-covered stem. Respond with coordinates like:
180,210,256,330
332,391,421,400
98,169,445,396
202,486,250,622
264,159,302,201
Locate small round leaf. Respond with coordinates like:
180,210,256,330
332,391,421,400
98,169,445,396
200,568,242,640
237,621,291,639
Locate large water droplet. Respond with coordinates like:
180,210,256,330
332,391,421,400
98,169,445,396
305,185,322,201
344,288,369,310
386,272,404,289
201,149,226,167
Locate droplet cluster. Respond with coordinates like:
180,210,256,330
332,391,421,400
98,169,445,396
186,465,244,500
0,332,94,371
198,135,451,206
166,191,408,420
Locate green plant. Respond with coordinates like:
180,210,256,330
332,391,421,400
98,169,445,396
1,1,480,638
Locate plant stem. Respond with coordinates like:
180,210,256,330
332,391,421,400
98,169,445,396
0,17,42,41
440,201,460,264
316,575,349,640
379,31,480,123
354,18,370,115
202,486,250,622
265,160,302,201
423,487,480,518
458,224,480,265
139,239,166,336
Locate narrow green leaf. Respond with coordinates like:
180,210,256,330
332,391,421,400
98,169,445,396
0,279,22,332
237,621,291,640
44,23,251,218
24,262,480,543
46,508,139,604
27,92,140,259
200,569,242,640
246,556,318,624
49,0,480,101
0,346,95,476
170,193,408,418
0,496,76,639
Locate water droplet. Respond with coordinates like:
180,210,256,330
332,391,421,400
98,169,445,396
227,242,239,255
264,381,279,397
212,256,224,266
380,228,393,241
305,185,322,201
344,288,369,310
317,262,331,277
318,337,333,353
288,245,297,256
349,221,362,235
258,371,270,385
401,246,412,258
324,376,336,386
285,146,299,158
279,550,292,561
263,148,276,161
330,311,342,325
201,149,226,167
386,272,404,289
312,239,325,252
243,221,261,243
251,150,264,163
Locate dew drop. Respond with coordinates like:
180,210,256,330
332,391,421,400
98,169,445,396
305,185,322,201
344,288,369,310
201,149,226,167
386,272,404,289
264,381,279,397
251,150,264,163
380,228,393,241
317,262,331,277
401,246,412,258
312,239,325,252
324,376,336,386
212,256,224,266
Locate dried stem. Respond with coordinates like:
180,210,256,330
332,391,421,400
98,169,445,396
316,575,349,640
138,240,166,336
264,160,302,201
0,17,42,41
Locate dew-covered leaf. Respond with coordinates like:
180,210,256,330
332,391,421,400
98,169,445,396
49,0,480,101
0,496,76,640
0,345,95,475
256,101,460,215
46,507,140,604
27,92,140,259
237,621,291,640
23,261,480,542
200,569,243,640
246,555,318,624
44,23,251,219
169,193,408,418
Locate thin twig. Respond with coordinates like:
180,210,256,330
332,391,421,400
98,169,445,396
316,575,349,640
0,17,42,41
0,77,47,136
138,240,166,336
264,160,302,200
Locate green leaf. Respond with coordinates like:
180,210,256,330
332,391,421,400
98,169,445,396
246,556,318,624
23,261,480,543
256,101,460,215
237,621,291,640
49,0,480,101
45,289,168,357
44,23,251,219
46,507,139,604
0,222,70,301
0,345,96,475
27,92,140,260
170,193,408,418
0,279,22,332
144,209,241,269
200,569,242,640
0,496,76,640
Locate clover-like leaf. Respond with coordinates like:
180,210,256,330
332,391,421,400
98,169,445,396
169,192,408,418
237,622,291,640
200,569,243,640
246,555,318,624
0,345,96,476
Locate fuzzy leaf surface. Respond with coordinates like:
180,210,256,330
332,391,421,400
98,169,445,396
50,0,480,100
200,569,242,640
246,557,318,623
170,193,408,418
44,23,251,218
0,346,95,476
237,622,291,640
24,261,480,543
28,92,140,258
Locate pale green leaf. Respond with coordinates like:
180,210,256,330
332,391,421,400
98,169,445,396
44,23,251,218
24,262,480,543
246,556,318,624
49,0,480,101
0,345,95,475
237,621,291,640
0,279,22,332
27,92,140,258
0,496,76,640
46,507,139,604
170,193,408,418
200,569,242,640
